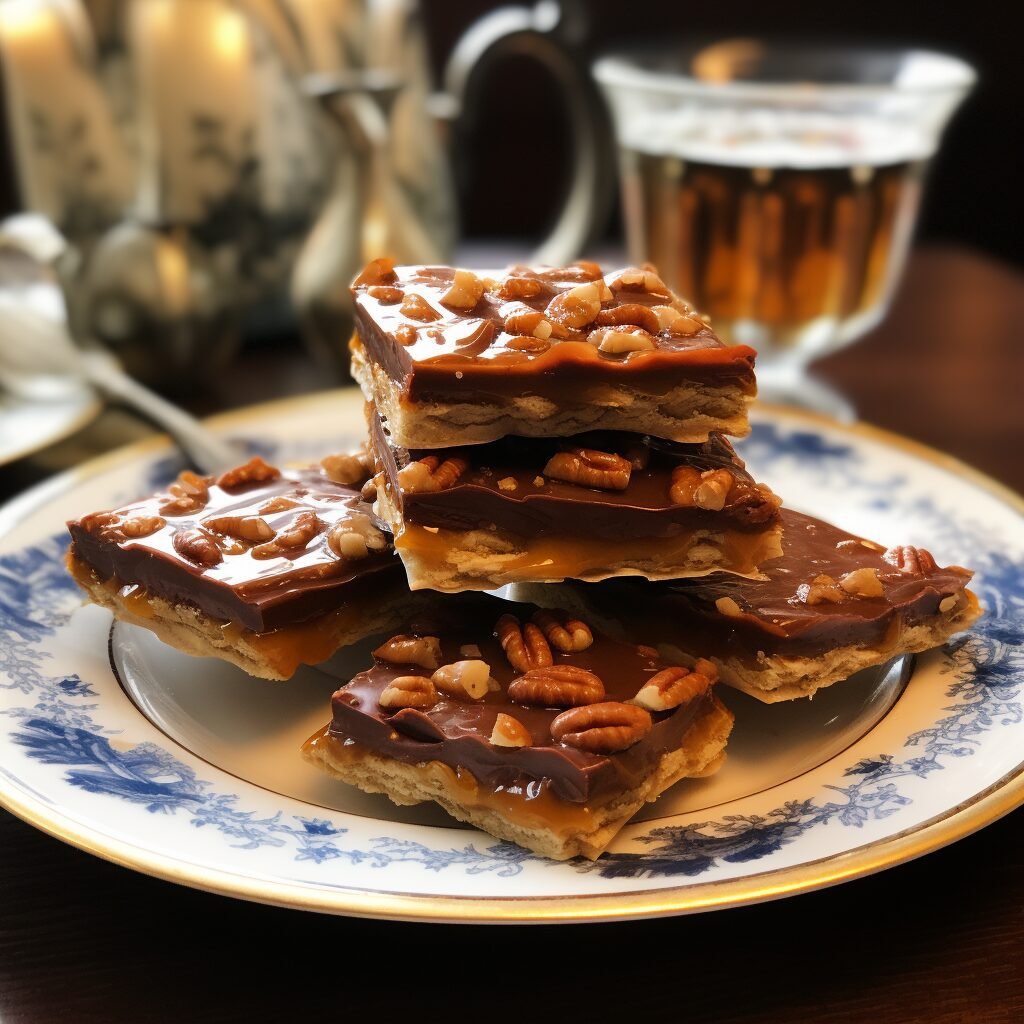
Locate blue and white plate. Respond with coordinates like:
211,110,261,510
0,390,1021,922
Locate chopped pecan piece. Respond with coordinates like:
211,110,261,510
321,450,373,487
379,675,437,710
501,303,554,340
397,455,468,493
545,282,602,328
650,304,704,335
120,514,165,538
401,292,441,322
217,458,280,491
797,574,846,605
204,514,275,543
440,269,485,310
431,660,491,700
353,257,397,287
489,713,532,748
884,545,938,575
715,596,744,618
588,326,655,354
543,448,631,491
693,469,734,511
327,519,388,560
550,702,652,753
373,634,442,671
504,335,551,354
839,567,884,598
531,610,593,653
632,661,716,712
367,285,403,304
160,470,211,516
607,267,671,298
495,614,552,673
508,665,604,707
939,595,959,613
394,325,418,346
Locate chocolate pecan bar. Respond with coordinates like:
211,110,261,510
303,601,734,860
350,259,756,449
564,509,981,702
66,455,429,680
369,411,782,591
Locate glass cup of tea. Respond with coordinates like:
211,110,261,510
594,40,975,417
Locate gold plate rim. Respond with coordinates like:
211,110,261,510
0,389,1021,923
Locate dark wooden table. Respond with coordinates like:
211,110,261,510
1,245,1021,1024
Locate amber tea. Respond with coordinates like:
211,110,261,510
620,145,926,357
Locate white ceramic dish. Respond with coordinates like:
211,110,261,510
0,390,1020,922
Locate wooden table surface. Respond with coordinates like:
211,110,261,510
0,245,1021,1024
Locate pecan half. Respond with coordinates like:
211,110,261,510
884,545,938,575
440,269,484,310
632,660,717,713
543,448,631,491
495,614,552,673
550,701,652,753
588,326,656,354
401,292,441,322
321,449,373,487
594,303,661,333
508,665,604,707
353,257,397,287
373,634,442,671
216,457,280,490
498,275,548,301
431,660,491,700
379,675,437,710
545,282,602,328
367,285,403,304
531,610,593,653
839,567,884,598
120,514,165,538
489,713,532,748
397,455,468,493
251,510,322,559
204,514,275,543
172,527,221,567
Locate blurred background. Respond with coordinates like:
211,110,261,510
0,0,1020,492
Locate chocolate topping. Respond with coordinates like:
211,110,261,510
352,263,756,403
328,600,717,805
372,414,780,540
588,510,975,658
67,463,403,633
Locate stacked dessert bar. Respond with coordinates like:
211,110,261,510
65,258,981,862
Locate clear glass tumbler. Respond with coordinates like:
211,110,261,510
594,40,975,416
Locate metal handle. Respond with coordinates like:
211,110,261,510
441,0,615,265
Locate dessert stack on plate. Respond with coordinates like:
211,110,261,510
64,257,982,862
304,258,793,858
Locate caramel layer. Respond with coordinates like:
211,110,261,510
394,521,780,584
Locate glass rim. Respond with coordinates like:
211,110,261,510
593,41,977,102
